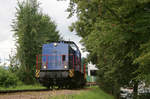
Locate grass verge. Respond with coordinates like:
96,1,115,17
51,86,114,99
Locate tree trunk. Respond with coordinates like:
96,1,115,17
133,82,138,99
113,81,120,99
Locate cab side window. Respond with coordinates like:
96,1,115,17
62,55,66,61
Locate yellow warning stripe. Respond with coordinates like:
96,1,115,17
69,69,74,77
35,69,40,78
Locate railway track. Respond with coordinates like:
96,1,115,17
86,82,97,86
0,88,89,99
0,83,96,94
0,88,50,94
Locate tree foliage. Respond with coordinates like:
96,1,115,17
0,67,18,87
68,0,150,97
12,0,60,84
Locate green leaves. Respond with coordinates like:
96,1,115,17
12,0,60,84
0,67,18,87
68,0,150,96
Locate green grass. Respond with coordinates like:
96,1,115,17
0,84,46,91
51,86,114,99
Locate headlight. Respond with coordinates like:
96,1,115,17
64,65,67,69
54,43,57,47
43,65,47,69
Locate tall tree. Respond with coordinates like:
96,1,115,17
12,0,60,84
68,0,150,98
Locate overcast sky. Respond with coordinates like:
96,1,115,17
0,0,87,62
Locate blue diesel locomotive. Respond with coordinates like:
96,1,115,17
36,41,86,88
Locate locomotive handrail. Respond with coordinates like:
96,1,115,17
36,54,82,72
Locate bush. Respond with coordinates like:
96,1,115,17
138,93,150,99
15,67,36,84
0,67,18,87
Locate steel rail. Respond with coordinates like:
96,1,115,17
0,89,50,94
0,83,95,94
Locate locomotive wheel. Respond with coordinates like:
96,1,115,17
58,85,63,89
44,84,50,89
50,85,54,90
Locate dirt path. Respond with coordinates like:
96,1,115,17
0,88,90,99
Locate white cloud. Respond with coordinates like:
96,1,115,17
0,0,86,62
0,0,17,60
